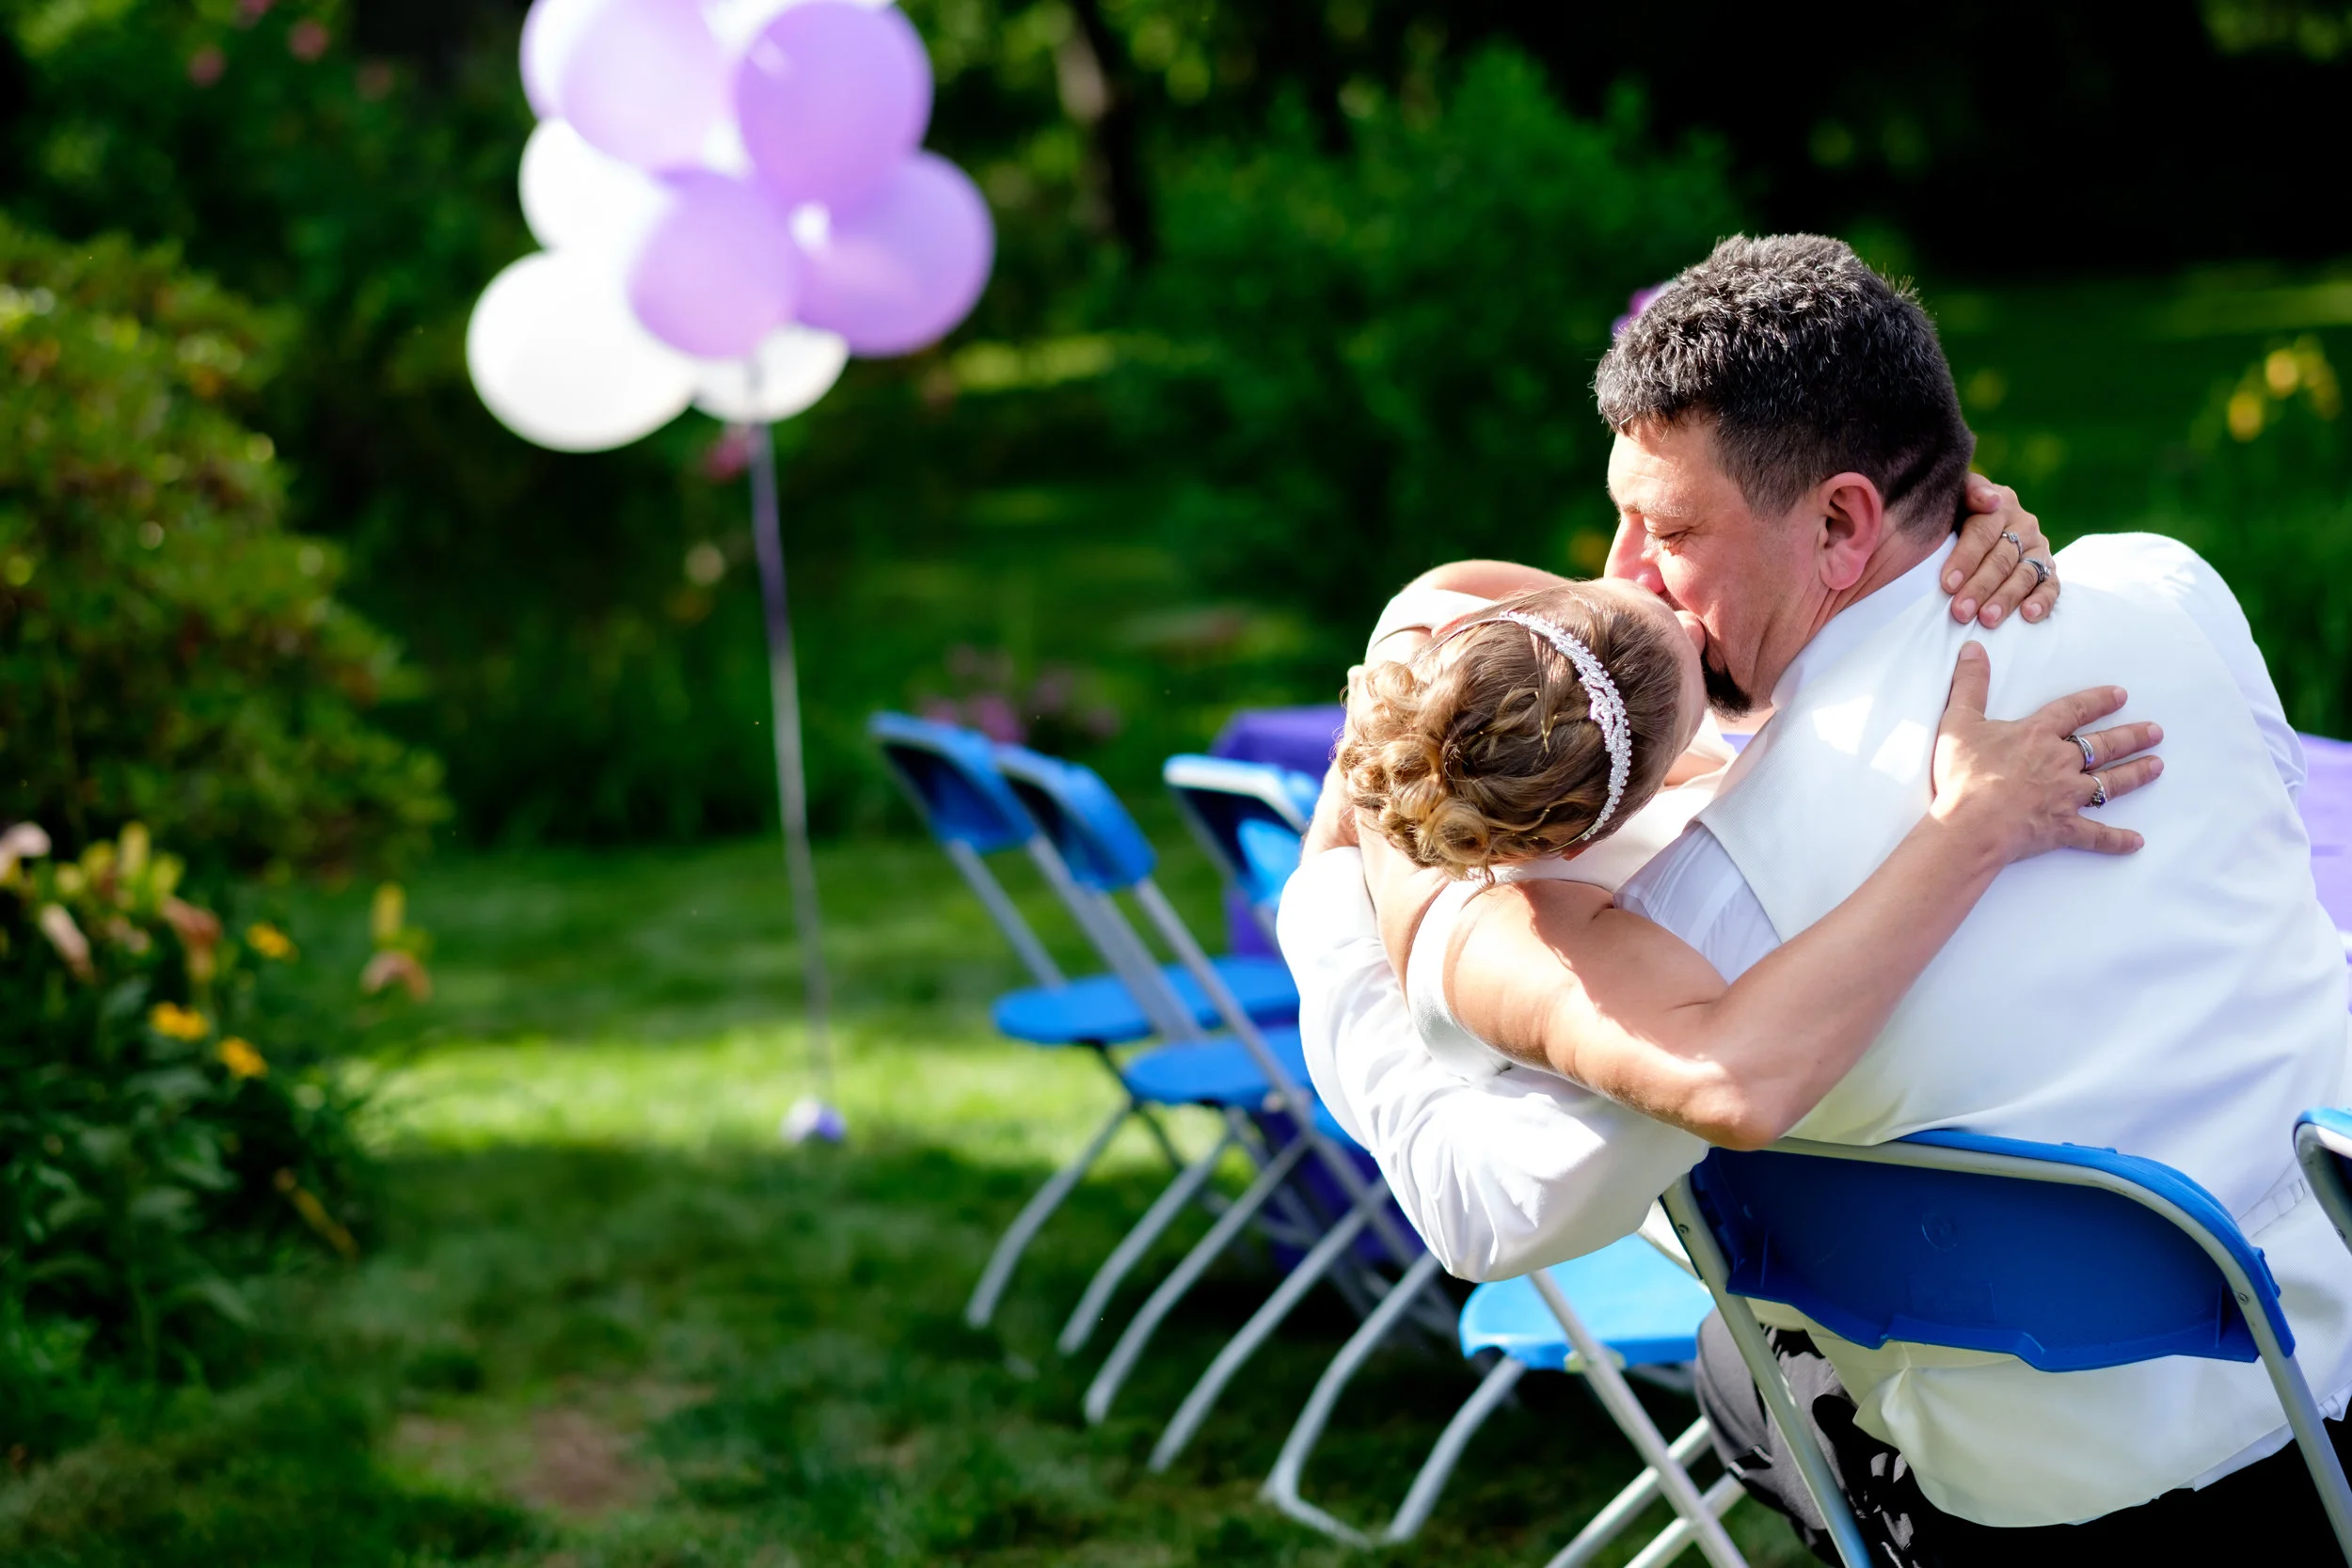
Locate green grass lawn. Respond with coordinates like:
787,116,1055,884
0,829,1812,1567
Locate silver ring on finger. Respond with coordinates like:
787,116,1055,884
2023,555,2051,589
2067,732,2096,771
2000,530,2025,562
2088,773,2108,809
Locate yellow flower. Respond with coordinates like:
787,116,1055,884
217,1037,268,1079
149,1001,208,1040
246,922,296,961
370,882,405,946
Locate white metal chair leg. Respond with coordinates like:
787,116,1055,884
1530,1271,1747,1568
1259,1250,1449,1541
1381,1354,1527,1541
1149,1201,1390,1472
1614,1474,1745,1568
1664,1183,1869,1568
1137,879,1420,1268
1540,1417,1719,1568
1085,1132,1312,1423
1058,1126,1237,1354
966,1100,1131,1329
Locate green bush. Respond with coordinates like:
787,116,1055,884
0,0,1108,845
1116,51,1741,676
0,218,446,876
2141,336,2352,736
0,821,384,1456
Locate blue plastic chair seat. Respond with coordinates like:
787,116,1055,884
1460,1237,1714,1372
990,957,1298,1046
1120,1027,1308,1108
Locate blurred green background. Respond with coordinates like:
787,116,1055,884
6,0,2349,871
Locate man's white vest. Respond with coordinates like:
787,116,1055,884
1698,533,2352,1527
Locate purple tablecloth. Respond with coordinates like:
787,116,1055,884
1207,705,2352,959
1211,704,1346,776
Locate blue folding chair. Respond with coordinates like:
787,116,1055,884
992,744,1423,1360
1296,1237,1746,1567
867,714,1303,1329
1663,1132,2352,1568
1080,759,1431,1440
1161,752,1322,947
2297,1108,2352,1261
868,714,1299,1051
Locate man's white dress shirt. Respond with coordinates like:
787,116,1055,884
1280,536,2338,1526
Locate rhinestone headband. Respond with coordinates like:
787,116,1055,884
1435,610,1632,844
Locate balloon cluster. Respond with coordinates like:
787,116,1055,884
469,0,994,451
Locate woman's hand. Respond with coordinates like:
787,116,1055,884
1945,475,2059,628
1928,642,2162,862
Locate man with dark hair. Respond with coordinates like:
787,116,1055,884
1594,234,1985,717
1597,234,1978,542
1281,232,2352,1562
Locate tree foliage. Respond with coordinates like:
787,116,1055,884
0,218,446,875
1120,54,1739,667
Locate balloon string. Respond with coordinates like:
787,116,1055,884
746,405,834,1102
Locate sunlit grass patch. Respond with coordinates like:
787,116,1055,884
6,835,1811,1566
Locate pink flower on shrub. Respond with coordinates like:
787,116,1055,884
967,692,1022,743
188,46,226,87
289,19,329,60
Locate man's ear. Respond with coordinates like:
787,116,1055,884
1812,472,1886,593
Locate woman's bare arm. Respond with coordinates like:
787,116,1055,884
1417,644,2161,1149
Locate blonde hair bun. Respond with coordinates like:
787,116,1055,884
1339,583,1687,878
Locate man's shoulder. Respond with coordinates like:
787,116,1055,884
2054,531,2222,594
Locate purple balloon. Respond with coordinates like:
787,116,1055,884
560,0,727,170
627,172,803,360
519,0,600,120
798,153,993,357
736,1,932,209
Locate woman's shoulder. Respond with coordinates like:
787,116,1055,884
1363,584,1494,661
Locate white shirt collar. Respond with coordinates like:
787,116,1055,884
1768,547,1948,710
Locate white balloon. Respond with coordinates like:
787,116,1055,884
691,324,850,421
468,251,698,451
521,0,610,118
700,0,891,55
518,120,671,255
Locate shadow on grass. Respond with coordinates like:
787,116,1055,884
1,1136,1809,1568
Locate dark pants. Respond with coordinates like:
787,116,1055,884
1694,1311,2352,1566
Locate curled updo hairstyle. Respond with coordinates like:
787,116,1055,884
1340,584,1689,878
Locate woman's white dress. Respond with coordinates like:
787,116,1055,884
1359,582,1734,1082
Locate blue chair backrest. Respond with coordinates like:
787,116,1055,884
1162,754,1320,909
867,713,1036,853
1686,1130,2283,1372
993,745,1157,892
